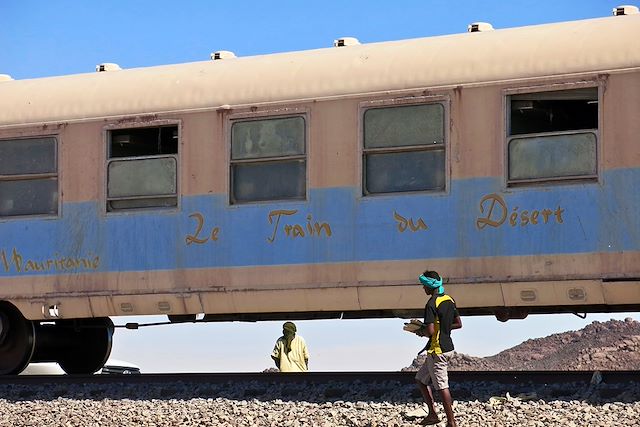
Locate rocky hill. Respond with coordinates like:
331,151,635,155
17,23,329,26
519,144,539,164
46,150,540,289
403,318,640,371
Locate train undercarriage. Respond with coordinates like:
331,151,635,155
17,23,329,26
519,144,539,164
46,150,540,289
1,296,638,375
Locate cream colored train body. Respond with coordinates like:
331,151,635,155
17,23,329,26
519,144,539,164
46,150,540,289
0,12,639,374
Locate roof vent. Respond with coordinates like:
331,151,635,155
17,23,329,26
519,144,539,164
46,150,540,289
467,22,494,32
0,74,13,82
333,37,360,47
96,63,122,72
211,51,236,60
613,5,639,15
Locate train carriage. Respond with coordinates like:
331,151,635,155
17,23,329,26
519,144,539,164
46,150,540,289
0,9,639,374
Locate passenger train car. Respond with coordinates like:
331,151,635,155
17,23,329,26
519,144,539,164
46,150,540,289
1,8,639,374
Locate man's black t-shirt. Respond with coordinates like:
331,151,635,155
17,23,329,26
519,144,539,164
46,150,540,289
423,293,459,354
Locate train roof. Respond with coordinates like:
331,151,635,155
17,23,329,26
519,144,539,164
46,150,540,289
1,14,639,127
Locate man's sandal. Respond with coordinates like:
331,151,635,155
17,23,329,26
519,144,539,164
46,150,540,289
422,415,441,425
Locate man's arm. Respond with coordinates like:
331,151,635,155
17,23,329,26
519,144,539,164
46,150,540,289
452,315,462,330
303,340,309,369
415,323,434,337
271,340,282,368
426,323,435,337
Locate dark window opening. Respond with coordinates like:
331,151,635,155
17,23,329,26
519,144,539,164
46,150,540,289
510,88,598,135
110,126,178,158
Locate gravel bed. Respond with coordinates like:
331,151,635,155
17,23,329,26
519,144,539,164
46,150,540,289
1,379,639,426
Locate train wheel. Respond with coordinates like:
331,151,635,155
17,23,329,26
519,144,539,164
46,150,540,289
0,303,36,375
57,317,114,375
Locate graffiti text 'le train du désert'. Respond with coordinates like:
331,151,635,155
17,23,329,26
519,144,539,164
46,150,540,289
476,193,565,230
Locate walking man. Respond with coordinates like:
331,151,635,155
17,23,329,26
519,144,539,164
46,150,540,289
407,270,462,426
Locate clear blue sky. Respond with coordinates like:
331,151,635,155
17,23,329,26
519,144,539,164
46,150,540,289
2,1,637,372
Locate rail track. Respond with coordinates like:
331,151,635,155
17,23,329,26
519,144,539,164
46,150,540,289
3,370,639,386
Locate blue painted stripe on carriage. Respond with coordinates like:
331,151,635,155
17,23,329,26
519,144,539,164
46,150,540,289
0,167,638,276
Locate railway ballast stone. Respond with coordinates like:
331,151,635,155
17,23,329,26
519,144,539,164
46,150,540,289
1,376,640,427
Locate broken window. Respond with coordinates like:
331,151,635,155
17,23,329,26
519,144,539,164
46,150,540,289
363,103,445,195
508,88,598,184
0,137,58,217
107,125,178,211
230,116,306,203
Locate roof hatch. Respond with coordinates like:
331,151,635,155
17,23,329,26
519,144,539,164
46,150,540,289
613,5,639,15
211,51,237,60
468,22,494,32
333,37,360,47
96,63,122,72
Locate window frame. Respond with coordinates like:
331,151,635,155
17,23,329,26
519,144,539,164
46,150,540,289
0,134,60,220
227,108,309,205
103,120,181,214
359,95,450,198
504,81,601,187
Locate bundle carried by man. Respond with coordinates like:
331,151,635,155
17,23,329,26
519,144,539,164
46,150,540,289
403,318,425,334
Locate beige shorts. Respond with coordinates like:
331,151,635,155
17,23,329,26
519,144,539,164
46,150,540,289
415,351,453,391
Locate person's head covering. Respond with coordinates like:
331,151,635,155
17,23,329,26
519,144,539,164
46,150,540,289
282,322,297,353
419,271,444,294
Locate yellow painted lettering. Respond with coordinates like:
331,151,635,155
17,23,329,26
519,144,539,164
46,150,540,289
509,207,518,227
394,211,409,232
555,207,565,224
408,218,428,232
313,222,332,237
530,210,539,225
11,248,23,273
306,215,314,236
267,209,298,243
1,250,9,272
476,193,507,229
25,260,45,272
210,227,220,241
293,225,305,237
185,213,209,245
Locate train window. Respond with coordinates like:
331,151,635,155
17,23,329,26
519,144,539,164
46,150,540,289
507,88,598,184
230,116,306,203
106,126,178,211
0,137,58,217
363,103,445,195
